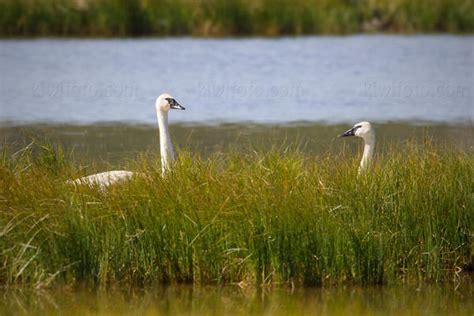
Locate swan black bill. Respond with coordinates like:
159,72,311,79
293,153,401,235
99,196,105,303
339,127,356,137
166,98,186,110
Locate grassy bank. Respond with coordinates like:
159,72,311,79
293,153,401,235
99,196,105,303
0,141,472,288
1,0,473,37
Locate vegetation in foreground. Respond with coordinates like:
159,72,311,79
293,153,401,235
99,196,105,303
0,0,473,37
0,141,472,288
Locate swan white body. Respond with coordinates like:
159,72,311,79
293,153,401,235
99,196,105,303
339,121,375,174
66,170,135,189
68,93,185,187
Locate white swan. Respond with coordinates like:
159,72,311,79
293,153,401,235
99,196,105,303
156,93,185,175
339,121,375,174
68,93,185,188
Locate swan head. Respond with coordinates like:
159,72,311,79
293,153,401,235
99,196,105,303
156,93,185,112
339,121,374,140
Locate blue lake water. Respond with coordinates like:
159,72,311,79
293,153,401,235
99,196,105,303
0,36,472,125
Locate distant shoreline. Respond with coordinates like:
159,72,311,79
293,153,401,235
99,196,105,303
1,0,473,37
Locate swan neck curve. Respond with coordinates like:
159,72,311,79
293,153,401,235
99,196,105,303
157,110,175,175
359,134,375,175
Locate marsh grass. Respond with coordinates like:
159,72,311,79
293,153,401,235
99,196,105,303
0,140,472,288
0,0,473,37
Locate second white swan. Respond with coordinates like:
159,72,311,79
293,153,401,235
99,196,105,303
339,121,375,174
68,93,185,188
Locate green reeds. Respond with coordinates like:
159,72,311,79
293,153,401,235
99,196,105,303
0,141,472,288
0,0,473,37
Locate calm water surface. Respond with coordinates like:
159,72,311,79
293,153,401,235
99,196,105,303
0,36,472,124
1,122,472,163
1,282,473,316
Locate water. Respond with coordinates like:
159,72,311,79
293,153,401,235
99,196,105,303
1,36,472,124
1,122,472,164
1,282,473,316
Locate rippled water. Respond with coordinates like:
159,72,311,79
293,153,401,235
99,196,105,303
1,36,472,124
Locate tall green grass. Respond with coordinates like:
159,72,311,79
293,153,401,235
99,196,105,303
0,141,472,288
0,0,473,37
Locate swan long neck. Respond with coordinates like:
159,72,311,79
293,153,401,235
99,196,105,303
157,110,175,175
359,134,375,174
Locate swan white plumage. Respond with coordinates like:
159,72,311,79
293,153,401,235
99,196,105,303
68,93,185,188
339,121,375,174
66,170,135,188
